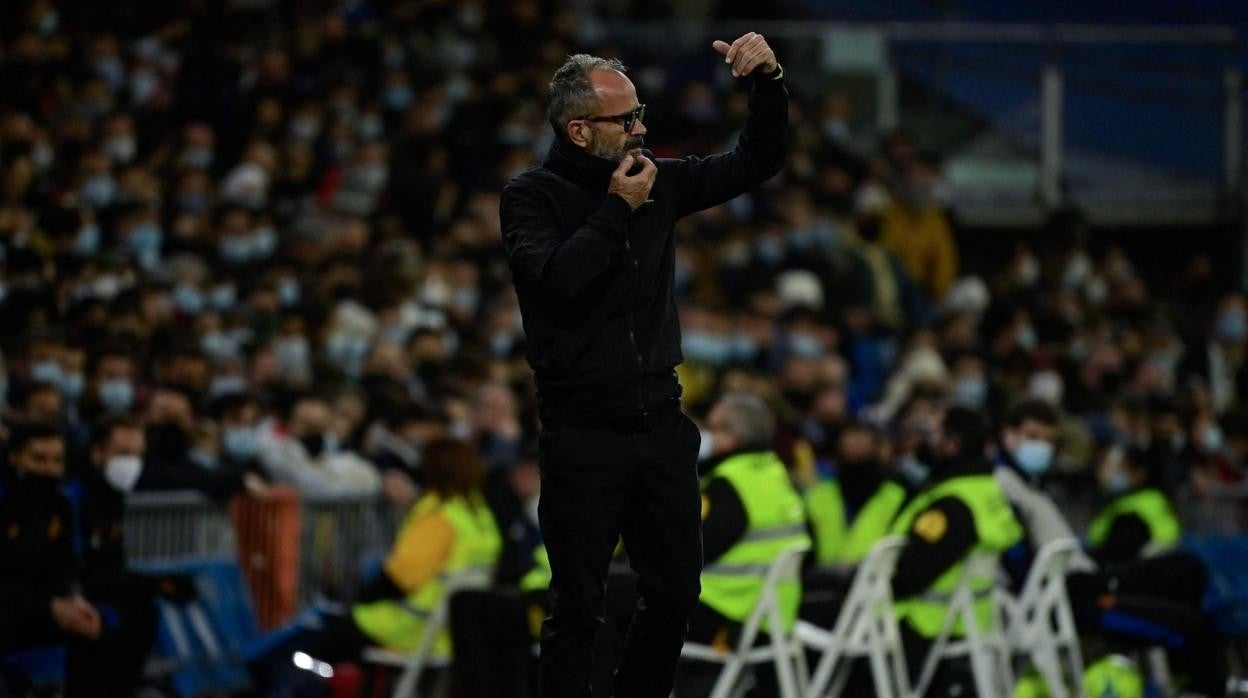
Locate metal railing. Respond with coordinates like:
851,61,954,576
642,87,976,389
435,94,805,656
124,491,236,563
124,490,399,610
298,495,399,606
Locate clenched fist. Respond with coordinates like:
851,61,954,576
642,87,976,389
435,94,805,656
608,153,657,210
712,32,778,78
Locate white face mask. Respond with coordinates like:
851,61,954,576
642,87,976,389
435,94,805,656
697,430,715,462
104,455,144,492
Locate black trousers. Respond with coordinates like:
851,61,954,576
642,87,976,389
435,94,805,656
537,407,703,698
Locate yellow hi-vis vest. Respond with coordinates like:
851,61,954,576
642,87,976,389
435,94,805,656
699,451,811,631
889,473,1023,639
805,477,907,566
353,493,501,653
1087,487,1180,556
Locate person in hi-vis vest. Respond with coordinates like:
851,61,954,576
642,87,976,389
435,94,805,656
1087,442,1180,566
890,406,1023,697
679,393,810,698
804,420,909,567
252,438,501,688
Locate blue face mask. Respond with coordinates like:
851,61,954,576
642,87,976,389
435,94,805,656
755,238,785,265
209,284,237,310
1105,469,1130,495
383,85,413,111
251,227,278,260
952,377,988,409
682,330,734,366
276,278,301,307
223,426,259,460
731,333,759,363
201,331,240,361
98,378,135,413
80,175,116,209
219,235,252,264
173,284,206,315
60,372,85,403
31,360,66,389
1217,311,1247,344
788,333,823,360
127,223,162,269
1013,438,1054,477
75,224,101,256
489,332,514,358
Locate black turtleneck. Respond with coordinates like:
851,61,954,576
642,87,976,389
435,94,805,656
501,69,788,424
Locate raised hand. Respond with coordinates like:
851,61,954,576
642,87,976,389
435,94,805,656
712,32,778,78
608,153,657,210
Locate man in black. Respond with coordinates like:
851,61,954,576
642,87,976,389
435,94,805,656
0,422,105,695
500,33,787,698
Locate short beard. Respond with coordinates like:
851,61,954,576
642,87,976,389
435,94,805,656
588,135,646,162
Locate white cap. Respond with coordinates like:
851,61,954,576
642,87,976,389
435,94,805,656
776,270,824,311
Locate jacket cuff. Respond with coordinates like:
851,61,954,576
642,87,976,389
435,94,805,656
597,193,634,241
753,63,785,93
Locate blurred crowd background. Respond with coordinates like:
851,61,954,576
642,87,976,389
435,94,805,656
1,0,1245,517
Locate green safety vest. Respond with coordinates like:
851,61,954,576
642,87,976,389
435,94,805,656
699,451,811,630
805,477,907,566
889,473,1023,639
1084,654,1143,698
1087,488,1179,554
353,492,501,653
519,545,551,592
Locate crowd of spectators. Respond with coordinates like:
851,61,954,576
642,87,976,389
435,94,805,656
0,0,1245,565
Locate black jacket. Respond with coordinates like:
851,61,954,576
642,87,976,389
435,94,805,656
501,71,788,422
0,467,78,643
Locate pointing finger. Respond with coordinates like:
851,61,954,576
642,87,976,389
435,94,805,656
712,40,731,56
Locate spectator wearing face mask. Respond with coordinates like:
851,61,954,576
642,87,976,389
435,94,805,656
256,392,381,499
992,400,1096,573
1180,292,1248,415
134,386,259,501
1088,443,1180,566
804,420,908,568
58,415,196,696
210,391,270,497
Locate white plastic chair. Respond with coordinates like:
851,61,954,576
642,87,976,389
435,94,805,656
796,535,909,698
997,538,1085,698
361,565,494,698
680,540,812,698
910,549,1013,698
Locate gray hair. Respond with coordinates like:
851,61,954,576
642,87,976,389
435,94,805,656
716,393,776,450
547,54,627,136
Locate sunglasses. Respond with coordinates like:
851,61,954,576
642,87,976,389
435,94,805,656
579,104,646,133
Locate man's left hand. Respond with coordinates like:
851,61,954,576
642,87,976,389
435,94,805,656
712,32,778,78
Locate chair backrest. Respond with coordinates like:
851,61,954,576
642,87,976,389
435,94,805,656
1016,538,1078,633
736,540,812,647
830,535,905,643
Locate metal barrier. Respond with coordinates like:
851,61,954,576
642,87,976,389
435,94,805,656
124,491,236,564
298,494,398,606
125,490,399,612
1177,489,1248,537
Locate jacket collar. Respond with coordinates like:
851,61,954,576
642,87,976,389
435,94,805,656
544,138,620,190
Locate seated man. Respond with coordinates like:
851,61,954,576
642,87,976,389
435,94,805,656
994,400,1224,695
257,391,381,499
0,421,157,697
61,415,196,694
890,407,1023,696
679,393,811,697
804,420,908,567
